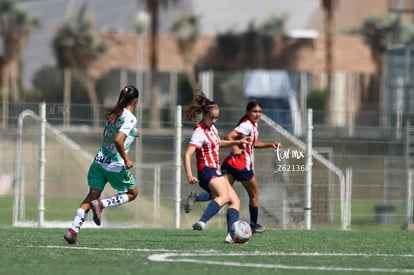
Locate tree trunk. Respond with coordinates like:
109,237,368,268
178,42,199,93
5,32,30,103
183,65,198,93
323,0,335,125
148,0,160,128
74,70,100,128
1,64,9,128
63,67,72,127
9,59,20,102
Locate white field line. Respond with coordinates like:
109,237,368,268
148,253,414,273
37,246,414,273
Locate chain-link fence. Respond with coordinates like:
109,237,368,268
1,100,413,230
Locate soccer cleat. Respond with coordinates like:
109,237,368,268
91,200,104,226
224,233,234,244
251,223,265,233
184,192,197,213
64,228,79,245
192,221,205,231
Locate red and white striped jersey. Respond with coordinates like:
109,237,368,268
224,118,258,171
188,123,221,171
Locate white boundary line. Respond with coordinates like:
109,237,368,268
148,252,414,273
38,246,414,273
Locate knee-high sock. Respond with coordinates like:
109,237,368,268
200,200,221,223
71,208,88,233
249,205,259,225
100,193,129,208
226,208,240,233
196,192,211,201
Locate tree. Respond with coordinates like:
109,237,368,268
350,15,399,112
321,0,336,124
260,14,285,68
52,8,106,127
0,0,38,126
144,0,166,128
213,15,284,69
171,13,200,93
243,22,262,68
355,16,399,77
0,0,39,101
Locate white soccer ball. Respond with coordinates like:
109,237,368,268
230,220,252,244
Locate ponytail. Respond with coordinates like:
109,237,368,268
106,85,139,125
184,90,217,121
237,100,263,125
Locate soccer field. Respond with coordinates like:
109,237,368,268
1,228,414,274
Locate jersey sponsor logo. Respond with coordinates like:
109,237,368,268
95,151,111,164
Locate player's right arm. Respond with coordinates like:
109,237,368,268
183,145,198,184
225,129,243,155
219,136,250,148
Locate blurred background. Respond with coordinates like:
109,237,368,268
1,0,414,231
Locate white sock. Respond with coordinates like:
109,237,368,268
71,208,88,233
101,193,129,208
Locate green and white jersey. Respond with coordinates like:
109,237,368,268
94,108,138,173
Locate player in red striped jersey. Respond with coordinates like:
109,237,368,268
185,101,281,234
183,90,250,243
222,101,281,233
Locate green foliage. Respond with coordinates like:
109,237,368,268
217,31,242,59
307,89,325,110
52,17,107,69
399,22,414,44
19,88,43,102
31,66,63,102
260,14,285,37
176,72,194,105
215,14,285,68
0,0,14,12
357,16,399,51
0,0,39,35
31,65,107,103
243,22,261,56
171,13,200,42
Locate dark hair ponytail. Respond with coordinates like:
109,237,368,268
106,85,139,125
184,89,217,121
237,100,263,125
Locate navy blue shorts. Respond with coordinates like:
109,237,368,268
221,161,254,182
197,167,223,193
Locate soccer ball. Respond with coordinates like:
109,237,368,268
230,220,252,243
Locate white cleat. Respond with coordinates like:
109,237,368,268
224,233,234,244
192,221,205,231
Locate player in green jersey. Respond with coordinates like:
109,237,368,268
64,85,140,245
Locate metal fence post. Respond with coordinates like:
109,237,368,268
304,108,313,230
174,105,182,228
38,102,46,228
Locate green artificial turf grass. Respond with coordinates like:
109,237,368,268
1,228,413,275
